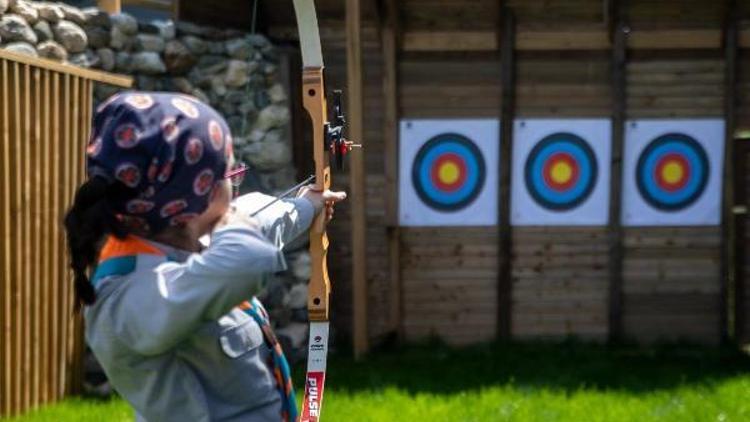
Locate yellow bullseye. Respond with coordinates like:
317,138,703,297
550,161,573,184
438,162,460,184
661,160,684,184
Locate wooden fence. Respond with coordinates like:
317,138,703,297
0,49,131,417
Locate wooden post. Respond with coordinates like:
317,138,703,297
380,0,402,338
720,1,738,344
497,8,515,339
608,0,627,342
735,138,748,344
346,0,368,359
97,0,121,14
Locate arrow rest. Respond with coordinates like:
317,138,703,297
324,89,361,170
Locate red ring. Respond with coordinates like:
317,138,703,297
542,153,579,192
654,153,690,192
430,153,467,192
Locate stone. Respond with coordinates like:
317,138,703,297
82,7,110,28
224,60,250,88
276,322,308,349
0,14,37,45
68,49,99,68
290,251,311,281
137,22,159,35
53,20,87,54
59,4,87,25
171,77,193,94
152,20,175,40
114,51,132,73
247,34,269,49
180,35,207,54
33,20,53,42
36,40,67,61
254,90,270,109
207,41,224,55
210,78,227,97
191,88,210,104
197,55,226,74
244,141,291,171
36,3,65,23
10,1,39,25
224,37,251,59
290,308,308,323
136,34,165,52
267,83,287,104
131,52,166,74
110,13,137,36
109,26,132,51
254,105,290,131
3,41,37,57
176,21,228,40
136,75,157,90
163,40,195,75
84,25,109,48
286,283,308,310
96,47,115,71
0,0,8,15
248,128,265,143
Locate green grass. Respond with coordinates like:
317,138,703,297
6,340,750,421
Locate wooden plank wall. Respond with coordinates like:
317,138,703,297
739,143,750,344
622,55,724,344
398,44,501,344
511,53,611,340
0,58,92,416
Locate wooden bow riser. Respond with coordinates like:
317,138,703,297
302,66,331,322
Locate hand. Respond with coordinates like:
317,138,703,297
297,185,347,223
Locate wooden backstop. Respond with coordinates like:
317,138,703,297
0,49,131,417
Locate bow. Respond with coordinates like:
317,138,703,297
293,1,357,421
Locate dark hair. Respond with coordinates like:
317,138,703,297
63,176,131,309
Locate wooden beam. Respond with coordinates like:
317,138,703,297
400,28,750,52
734,139,749,344
346,0,368,359
720,2,738,344
607,0,627,342
97,0,121,14
497,9,515,339
379,0,402,339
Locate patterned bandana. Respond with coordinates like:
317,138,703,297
87,92,232,234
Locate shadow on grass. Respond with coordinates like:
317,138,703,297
297,339,750,395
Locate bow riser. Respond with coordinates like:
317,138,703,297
302,67,331,321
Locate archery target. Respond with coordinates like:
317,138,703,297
622,119,724,226
512,119,611,225
399,119,498,226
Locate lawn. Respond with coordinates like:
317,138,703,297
6,340,750,421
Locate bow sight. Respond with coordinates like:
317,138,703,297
324,90,360,170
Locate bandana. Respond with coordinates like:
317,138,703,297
87,92,232,234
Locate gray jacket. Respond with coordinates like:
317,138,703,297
85,194,314,421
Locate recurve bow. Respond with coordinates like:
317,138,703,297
293,1,357,421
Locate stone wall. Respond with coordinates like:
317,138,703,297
0,0,312,381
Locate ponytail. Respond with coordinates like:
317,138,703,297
63,176,129,309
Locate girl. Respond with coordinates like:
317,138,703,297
64,92,345,421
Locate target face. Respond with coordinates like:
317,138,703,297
399,119,498,226
411,133,486,211
622,119,724,226
635,133,709,211
512,119,611,226
524,133,598,211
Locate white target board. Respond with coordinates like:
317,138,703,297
511,119,612,226
399,119,499,226
622,119,725,226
